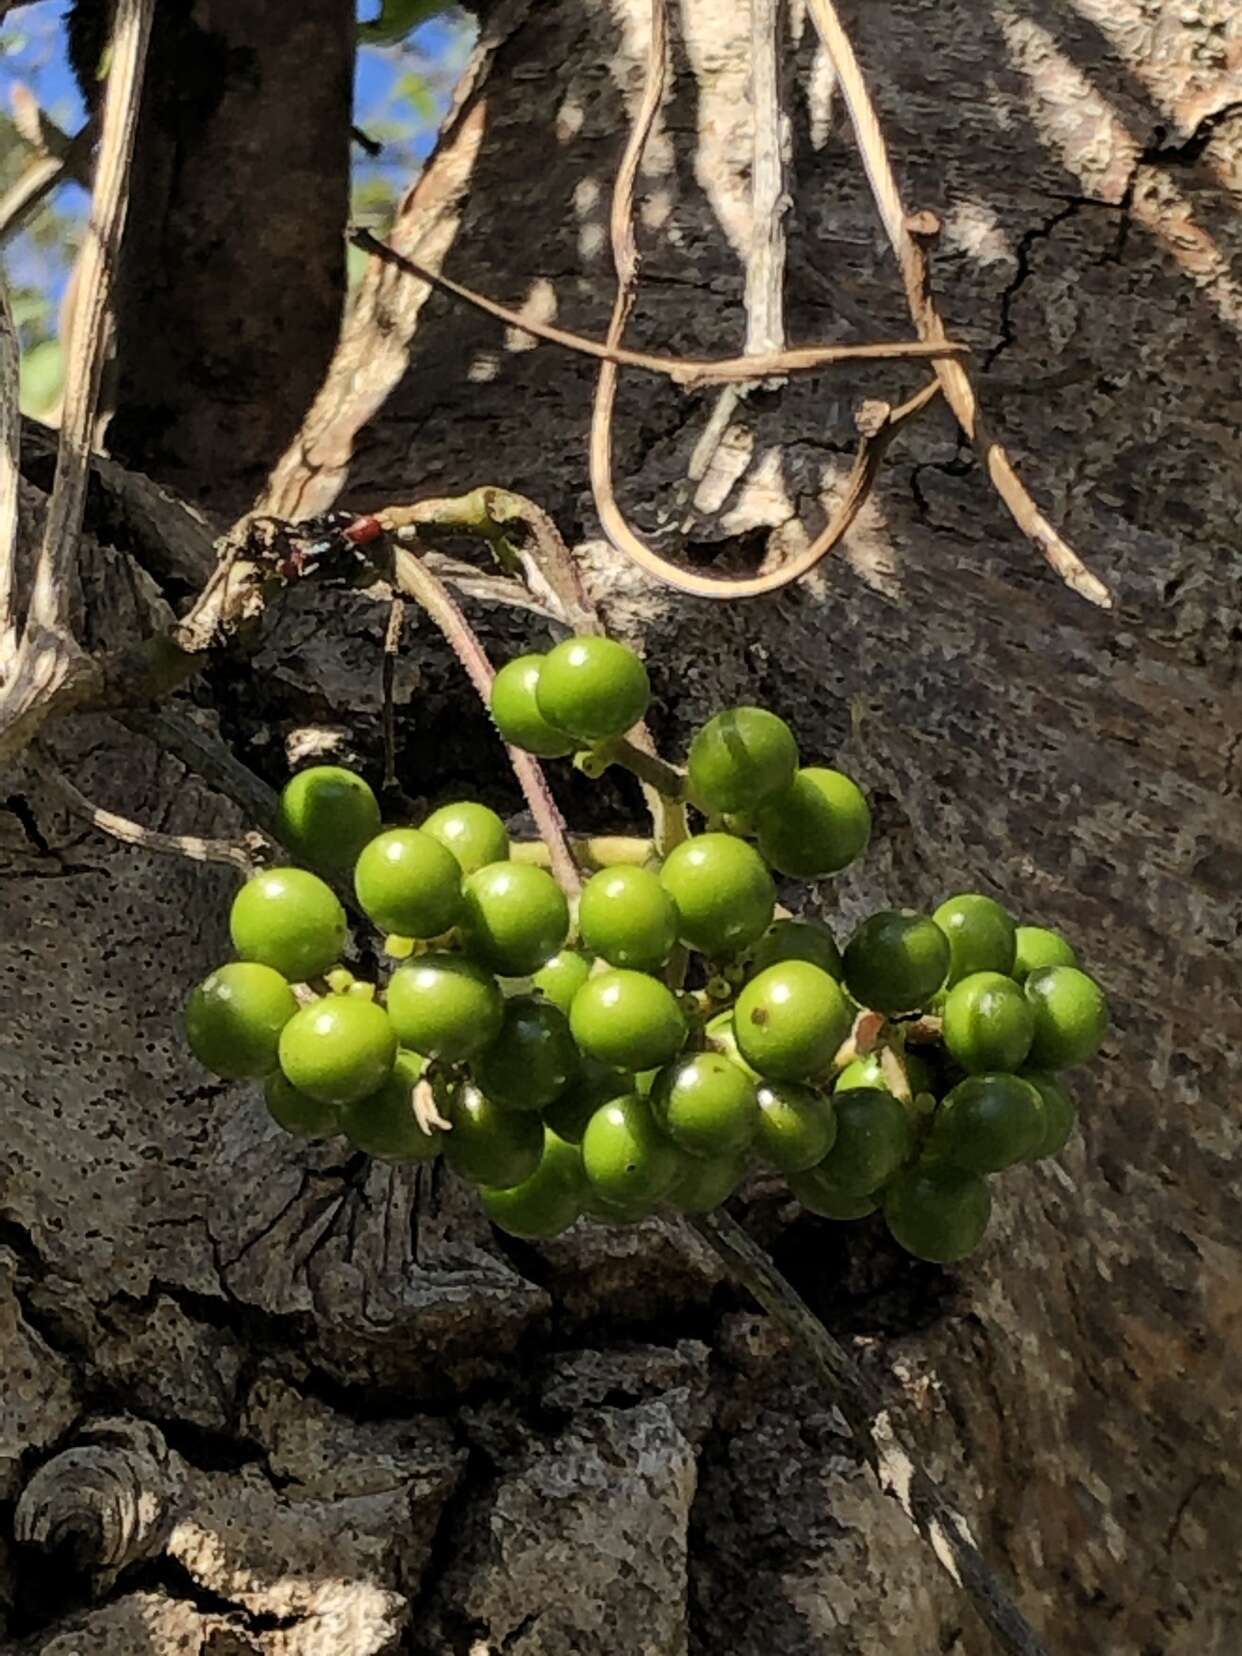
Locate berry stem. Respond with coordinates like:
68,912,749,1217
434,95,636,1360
387,542,584,899
688,1209,1051,1656
600,736,685,800
510,835,655,871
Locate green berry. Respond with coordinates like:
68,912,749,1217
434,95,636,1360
581,1093,683,1208
942,971,1035,1074
750,918,843,981
490,655,576,757
1024,966,1108,1069
442,1084,544,1188
843,910,950,1014
1020,1070,1078,1159
703,1009,761,1080
578,865,677,972
650,1053,758,1158
535,636,650,744
263,1072,340,1140
666,1149,750,1214
569,969,686,1072
928,1073,1047,1172
753,1081,836,1173
883,1165,991,1263
734,961,852,1081
278,995,398,1106
185,962,297,1080
229,868,347,983
811,1088,913,1195
341,1050,439,1162
687,706,799,815
1012,925,1077,983
386,953,504,1063
932,893,1017,986
482,1127,585,1238
421,801,510,876
276,765,381,874
787,1166,878,1220
659,834,775,959
532,949,595,1014
755,768,871,878
543,1056,633,1144
354,829,464,939
460,862,569,976
472,996,578,1111
834,1050,933,1098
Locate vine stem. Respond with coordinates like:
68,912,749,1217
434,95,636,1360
689,1209,1049,1656
388,542,583,898
602,735,686,800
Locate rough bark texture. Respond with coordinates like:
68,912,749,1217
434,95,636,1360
3,0,1241,1652
104,0,355,516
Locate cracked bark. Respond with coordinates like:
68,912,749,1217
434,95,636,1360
3,0,1241,1653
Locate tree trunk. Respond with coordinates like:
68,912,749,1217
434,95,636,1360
3,1,1240,1653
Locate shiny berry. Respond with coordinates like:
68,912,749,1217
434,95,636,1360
1012,925,1077,983
1020,1070,1078,1159
734,961,851,1081
278,995,398,1106
1024,966,1108,1069
341,1051,439,1162
186,963,297,1080
687,706,798,815
812,1088,912,1195
578,865,678,972
569,969,686,1072
659,834,775,959
482,1127,585,1239
750,917,843,981
421,801,510,876
932,893,1017,986
942,971,1035,1074
263,1072,340,1140
543,1056,632,1144
472,996,579,1111
581,1093,683,1207
929,1073,1047,1172
532,949,595,1014
229,868,347,983
385,954,503,1063
490,655,577,757
753,1081,836,1174
834,1049,933,1098
666,1149,750,1214
442,1084,543,1188
354,829,463,939
650,1053,758,1158
535,636,650,744
843,910,950,1014
883,1165,991,1262
460,861,569,976
755,768,871,878
276,765,381,874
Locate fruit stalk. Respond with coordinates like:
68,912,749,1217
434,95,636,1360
689,1209,1050,1656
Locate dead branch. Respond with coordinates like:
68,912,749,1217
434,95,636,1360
0,275,18,673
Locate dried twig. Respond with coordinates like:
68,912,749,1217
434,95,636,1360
691,1208,1050,1656
31,745,262,872
801,0,1109,607
0,275,18,673
351,229,967,385
387,539,583,898
382,595,405,790
0,122,95,249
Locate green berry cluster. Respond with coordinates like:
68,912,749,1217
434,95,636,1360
184,636,1109,1264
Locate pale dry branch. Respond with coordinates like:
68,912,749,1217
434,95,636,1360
31,745,262,872
801,0,1110,607
0,122,95,250
382,595,405,790
351,229,967,383
0,274,18,672
692,1209,1050,1656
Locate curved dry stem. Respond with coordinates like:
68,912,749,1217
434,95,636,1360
690,1209,1050,1656
801,0,1109,608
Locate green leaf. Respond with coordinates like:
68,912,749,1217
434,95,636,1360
358,0,445,47
394,72,438,125
19,339,63,418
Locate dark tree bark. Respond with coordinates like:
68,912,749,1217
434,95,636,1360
2,1,1240,1653
106,0,355,515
